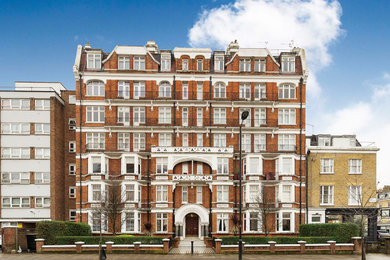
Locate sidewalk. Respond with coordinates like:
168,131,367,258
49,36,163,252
0,254,388,260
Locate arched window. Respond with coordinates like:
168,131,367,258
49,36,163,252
278,83,296,99
214,82,226,98
86,81,105,97
159,82,171,98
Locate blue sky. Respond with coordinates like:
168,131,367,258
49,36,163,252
1,0,390,185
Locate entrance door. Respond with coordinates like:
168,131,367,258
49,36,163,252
185,213,199,237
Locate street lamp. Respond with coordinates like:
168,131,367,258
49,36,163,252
239,110,249,260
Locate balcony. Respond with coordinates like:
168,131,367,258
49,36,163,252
151,146,234,153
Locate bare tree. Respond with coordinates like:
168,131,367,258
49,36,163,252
254,185,275,236
341,176,379,260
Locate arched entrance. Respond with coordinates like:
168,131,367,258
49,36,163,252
185,213,199,237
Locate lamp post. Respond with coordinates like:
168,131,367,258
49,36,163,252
239,110,249,260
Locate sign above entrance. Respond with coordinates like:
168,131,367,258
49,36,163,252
173,175,212,181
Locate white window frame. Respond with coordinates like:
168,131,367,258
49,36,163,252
86,81,105,97
254,134,266,152
278,109,296,125
156,185,168,202
217,185,229,202
214,108,226,124
196,186,202,203
117,107,130,125
1,147,30,159
240,108,251,127
133,133,145,151
182,107,188,126
159,82,171,98
182,82,188,99
349,159,362,174
281,185,293,203
69,187,76,198
197,59,203,71
133,81,145,99
217,158,228,175
161,54,171,71
118,81,130,99
1,123,30,134
35,148,50,159
239,58,251,72
254,59,266,72
1,172,30,184
277,156,294,175
348,185,362,206
182,186,188,203
118,56,130,70
278,134,296,151
156,213,168,232
197,108,203,126
86,106,105,123
320,158,334,174
214,83,226,98
197,133,203,147
278,84,296,99
1,99,30,110
182,133,189,147
320,185,334,205
35,172,50,184
118,133,130,151
182,59,188,71
281,56,295,73
69,141,76,153
217,213,229,233
69,164,76,175
87,53,101,70
254,83,266,100
239,83,251,100
197,82,203,100
214,56,224,72
86,133,105,150
156,158,168,174
214,134,226,147
254,108,266,126
133,107,145,125
133,56,145,70
35,123,50,134
158,107,171,124
159,133,171,147
70,210,77,221
246,156,261,175
241,134,251,152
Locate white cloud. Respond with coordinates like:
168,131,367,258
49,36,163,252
315,75,390,187
188,0,343,97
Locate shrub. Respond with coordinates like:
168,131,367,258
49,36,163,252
54,236,164,245
36,221,91,245
299,223,359,243
220,236,336,245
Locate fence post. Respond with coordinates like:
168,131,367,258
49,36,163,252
385,237,390,255
352,237,362,254
162,238,170,254
214,239,222,254
268,241,276,253
75,241,84,253
35,239,45,253
133,242,141,253
105,241,114,254
298,240,306,254
328,240,336,254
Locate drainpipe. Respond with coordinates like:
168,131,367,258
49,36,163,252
147,155,150,223
306,150,310,224
173,188,176,237
299,77,303,226
78,74,83,223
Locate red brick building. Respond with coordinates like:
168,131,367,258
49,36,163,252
72,40,307,239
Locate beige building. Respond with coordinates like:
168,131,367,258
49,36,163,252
377,187,390,232
306,135,378,239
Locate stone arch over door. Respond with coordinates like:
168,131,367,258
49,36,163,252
175,204,209,226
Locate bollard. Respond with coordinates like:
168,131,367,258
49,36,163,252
191,240,194,255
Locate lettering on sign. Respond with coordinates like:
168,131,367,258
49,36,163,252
173,175,212,181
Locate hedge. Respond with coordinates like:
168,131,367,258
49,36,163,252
299,223,359,243
36,221,91,245
54,236,164,245
220,236,336,245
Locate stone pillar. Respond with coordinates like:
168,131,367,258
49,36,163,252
242,242,246,253
75,241,84,253
134,241,141,253
352,237,362,254
35,239,45,253
214,238,222,254
163,238,170,254
105,241,114,254
298,240,306,254
328,240,336,254
268,241,276,253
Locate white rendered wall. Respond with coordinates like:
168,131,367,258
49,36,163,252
1,135,50,147
1,160,50,172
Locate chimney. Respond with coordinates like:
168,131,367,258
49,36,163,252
145,40,159,53
226,40,239,55
85,41,91,49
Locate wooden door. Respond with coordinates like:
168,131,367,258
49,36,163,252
185,214,199,236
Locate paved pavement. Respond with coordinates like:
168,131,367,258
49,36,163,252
0,254,388,260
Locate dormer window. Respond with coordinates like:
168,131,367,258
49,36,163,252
182,59,188,71
239,58,251,72
254,59,266,72
134,56,145,70
87,53,101,70
318,136,331,146
161,55,171,71
214,56,224,72
281,56,295,73
118,56,130,70
197,59,203,71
